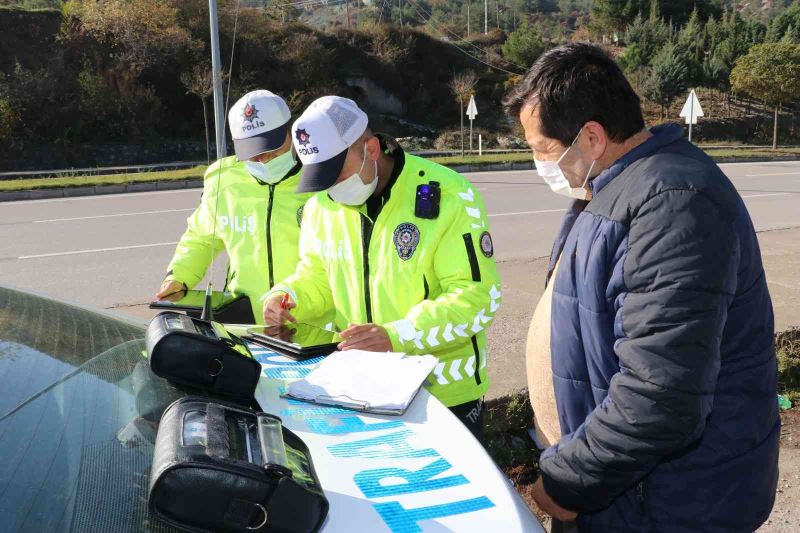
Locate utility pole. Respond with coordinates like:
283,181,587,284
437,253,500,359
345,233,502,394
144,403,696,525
496,1,500,30
484,0,487,34
467,1,470,37
209,0,226,159
460,97,465,157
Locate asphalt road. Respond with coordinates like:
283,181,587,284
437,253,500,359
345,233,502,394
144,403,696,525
1,160,799,315
3,159,799,533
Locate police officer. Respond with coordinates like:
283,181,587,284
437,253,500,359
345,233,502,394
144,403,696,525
263,96,501,438
155,90,313,323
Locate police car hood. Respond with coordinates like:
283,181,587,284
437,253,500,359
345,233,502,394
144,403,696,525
0,285,186,532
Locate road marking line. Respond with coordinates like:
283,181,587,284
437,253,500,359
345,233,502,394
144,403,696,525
19,241,179,259
0,188,197,206
719,160,800,166
489,208,565,217
744,172,800,177
34,208,194,223
740,193,791,199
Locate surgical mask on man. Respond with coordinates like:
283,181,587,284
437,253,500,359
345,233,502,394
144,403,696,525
328,143,378,206
245,151,297,184
534,127,597,201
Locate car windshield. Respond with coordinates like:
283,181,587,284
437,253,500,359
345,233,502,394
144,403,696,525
0,286,185,532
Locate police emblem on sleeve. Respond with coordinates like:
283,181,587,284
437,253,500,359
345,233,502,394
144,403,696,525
296,205,304,227
393,223,420,261
480,231,494,258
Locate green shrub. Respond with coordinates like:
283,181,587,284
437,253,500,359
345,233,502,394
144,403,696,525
776,328,800,404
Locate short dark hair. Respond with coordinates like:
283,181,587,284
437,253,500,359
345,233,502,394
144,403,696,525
503,42,644,145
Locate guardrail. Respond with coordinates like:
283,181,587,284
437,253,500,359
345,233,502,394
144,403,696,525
1,145,797,180
0,153,526,180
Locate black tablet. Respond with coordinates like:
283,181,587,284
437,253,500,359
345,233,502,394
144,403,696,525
150,290,255,324
151,289,226,310
247,323,340,360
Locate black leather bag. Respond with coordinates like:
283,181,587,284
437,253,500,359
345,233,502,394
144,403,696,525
149,397,329,533
146,312,261,403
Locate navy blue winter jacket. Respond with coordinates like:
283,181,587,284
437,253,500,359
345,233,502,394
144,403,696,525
539,123,780,532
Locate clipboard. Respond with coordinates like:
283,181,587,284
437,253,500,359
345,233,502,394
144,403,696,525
281,351,438,416
279,393,410,416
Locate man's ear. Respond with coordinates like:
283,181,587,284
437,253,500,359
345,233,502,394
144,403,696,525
583,121,608,160
365,135,381,161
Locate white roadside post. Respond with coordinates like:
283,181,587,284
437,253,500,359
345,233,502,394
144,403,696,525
478,134,482,156
467,94,478,153
680,89,704,143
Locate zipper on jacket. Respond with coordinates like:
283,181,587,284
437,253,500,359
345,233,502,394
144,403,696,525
637,479,648,520
462,233,481,282
360,214,374,323
470,336,482,386
266,184,276,287
462,232,483,386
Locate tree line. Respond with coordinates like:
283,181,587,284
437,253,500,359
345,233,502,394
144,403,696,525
1,0,800,168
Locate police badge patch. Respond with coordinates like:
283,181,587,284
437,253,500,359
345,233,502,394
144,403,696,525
480,231,494,258
296,205,304,227
393,223,420,261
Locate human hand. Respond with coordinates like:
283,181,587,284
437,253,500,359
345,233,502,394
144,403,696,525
337,323,392,352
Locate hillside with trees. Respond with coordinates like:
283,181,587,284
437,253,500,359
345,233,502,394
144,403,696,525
1,0,800,170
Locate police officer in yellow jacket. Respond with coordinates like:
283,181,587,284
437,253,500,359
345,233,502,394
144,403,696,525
263,96,501,438
155,90,314,322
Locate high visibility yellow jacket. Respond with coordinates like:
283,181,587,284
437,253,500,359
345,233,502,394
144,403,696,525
270,143,501,407
165,155,314,322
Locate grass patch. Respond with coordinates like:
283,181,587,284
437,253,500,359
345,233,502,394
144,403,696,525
484,392,539,481
429,152,534,166
2,146,800,193
777,328,800,406
0,166,207,192
483,391,545,522
703,147,800,159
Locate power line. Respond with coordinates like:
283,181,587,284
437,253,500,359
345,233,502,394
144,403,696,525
272,0,348,9
407,0,522,75
410,0,526,72
418,0,522,66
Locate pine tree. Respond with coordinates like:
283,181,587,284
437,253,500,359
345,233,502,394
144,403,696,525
643,42,689,118
781,25,800,45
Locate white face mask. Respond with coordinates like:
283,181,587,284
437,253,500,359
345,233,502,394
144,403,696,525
328,143,378,206
245,150,297,184
534,128,596,201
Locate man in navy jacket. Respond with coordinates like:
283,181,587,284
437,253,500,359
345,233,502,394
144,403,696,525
504,42,779,532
